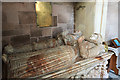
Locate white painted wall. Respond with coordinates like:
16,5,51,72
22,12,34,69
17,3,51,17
101,1,108,41
75,2,96,40
94,1,103,34
105,2,118,41
94,0,108,41
75,1,108,40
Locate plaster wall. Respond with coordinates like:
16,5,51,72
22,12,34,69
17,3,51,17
105,2,118,41
74,2,96,40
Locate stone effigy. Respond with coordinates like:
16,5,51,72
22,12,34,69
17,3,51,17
61,31,82,46
78,33,105,58
4,38,64,54
2,31,112,79
4,44,33,54
33,38,63,51
3,46,77,78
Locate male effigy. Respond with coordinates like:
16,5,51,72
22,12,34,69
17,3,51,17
2,31,111,79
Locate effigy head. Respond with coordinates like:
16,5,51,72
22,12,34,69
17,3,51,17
89,33,103,44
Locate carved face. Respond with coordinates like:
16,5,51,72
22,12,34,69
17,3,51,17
90,33,98,41
89,33,103,44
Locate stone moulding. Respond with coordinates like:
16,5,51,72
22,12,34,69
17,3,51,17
3,48,113,79
41,52,113,79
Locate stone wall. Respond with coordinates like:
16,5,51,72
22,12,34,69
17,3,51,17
2,2,74,47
